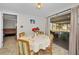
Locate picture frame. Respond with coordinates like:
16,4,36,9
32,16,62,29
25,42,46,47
30,19,35,24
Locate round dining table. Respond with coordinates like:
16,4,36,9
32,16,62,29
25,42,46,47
18,34,52,54
28,34,51,53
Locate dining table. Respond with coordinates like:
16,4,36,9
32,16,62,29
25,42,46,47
18,34,52,54
28,34,51,53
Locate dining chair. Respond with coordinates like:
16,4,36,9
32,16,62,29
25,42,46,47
17,39,31,55
19,32,25,37
46,42,52,55
49,34,54,55
49,34,54,42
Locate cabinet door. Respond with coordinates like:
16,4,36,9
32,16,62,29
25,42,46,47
0,12,3,48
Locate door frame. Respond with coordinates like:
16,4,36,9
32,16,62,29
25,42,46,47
1,11,19,47
48,12,71,54
0,12,3,48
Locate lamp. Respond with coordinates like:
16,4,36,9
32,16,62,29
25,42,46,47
36,3,43,9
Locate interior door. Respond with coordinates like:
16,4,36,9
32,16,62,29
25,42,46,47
0,12,3,48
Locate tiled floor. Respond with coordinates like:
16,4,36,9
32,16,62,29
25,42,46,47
0,36,68,55
53,44,68,55
52,38,69,55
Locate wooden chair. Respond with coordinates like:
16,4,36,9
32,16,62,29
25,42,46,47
17,39,31,55
19,32,25,37
46,42,52,55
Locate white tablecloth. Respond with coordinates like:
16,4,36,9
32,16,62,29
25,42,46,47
29,35,51,53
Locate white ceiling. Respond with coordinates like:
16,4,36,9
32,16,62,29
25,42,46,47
0,3,79,17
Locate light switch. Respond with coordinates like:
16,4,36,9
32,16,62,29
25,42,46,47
20,25,23,28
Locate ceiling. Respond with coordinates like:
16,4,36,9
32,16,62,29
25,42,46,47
0,3,79,17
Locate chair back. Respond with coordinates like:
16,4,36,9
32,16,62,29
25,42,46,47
17,39,30,55
19,32,25,37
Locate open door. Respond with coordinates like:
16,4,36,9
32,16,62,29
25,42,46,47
0,12,3,48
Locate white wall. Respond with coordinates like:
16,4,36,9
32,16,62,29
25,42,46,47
0,12,3,48
45,17,50,36
17,14,47,38
0,11,47,48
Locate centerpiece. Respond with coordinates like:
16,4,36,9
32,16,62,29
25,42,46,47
32,27,40,36
32,27,40,32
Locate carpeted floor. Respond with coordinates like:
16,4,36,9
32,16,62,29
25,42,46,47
0,36,68,55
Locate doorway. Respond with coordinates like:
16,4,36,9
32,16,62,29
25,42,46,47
50,11,71,54
0,13,17,55
3,14,17,37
